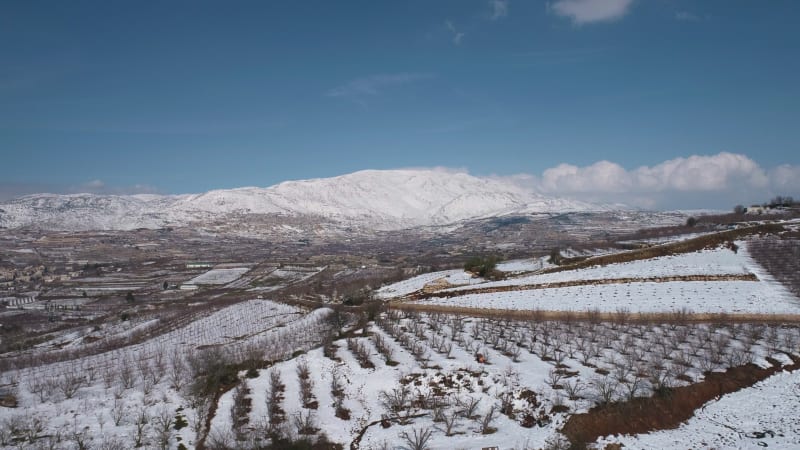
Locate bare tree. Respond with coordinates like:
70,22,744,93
296,360,316,408
152,404,174,450
206,428,234,449
620,372,646,401
647,366,672,396
168,352,186,391
398,426,433,450
96,435,128,450
440,409,460,436
479,405,498,434
231,384,250,440
111,398,126,426
57,370,85,399
498,391,514,417
381,385,415,424
592,376,619,405
293,410,318,435
547,368,563,389
133,406,150,448
563,379,585,400
0,416,22,446
26,374,52,403
118,358,137,390
266,369,286,432
457,395,481,419
102,366,116,390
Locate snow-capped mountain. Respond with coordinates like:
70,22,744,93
0,169,602,231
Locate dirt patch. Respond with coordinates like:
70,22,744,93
561,354,800,448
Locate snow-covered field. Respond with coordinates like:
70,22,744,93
385,243,800,315
0,300,332,450
185,267,250,285
446,245,753,293
421,279,800,314
2,305,799,449
206,312,799,449
600,369,800,449
496,257,553,273
376,269,482,299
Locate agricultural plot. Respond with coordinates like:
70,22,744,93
185,267,250,286
386,242,800,317
418,280,800,315
376,270,482,299
198,310,800,449
747,238,800,298
0,300,333,450
598,369,800,449
445,245,753,293
496,257,552,274
250,266,324,292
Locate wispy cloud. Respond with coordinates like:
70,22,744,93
675,11,699,21
550,0,635,25
489,0,509,20
445,20,465,45
326,73,434,100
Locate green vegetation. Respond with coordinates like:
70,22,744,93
548,248,563,265
464,255,502,280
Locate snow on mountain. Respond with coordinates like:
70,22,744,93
0,169,601,231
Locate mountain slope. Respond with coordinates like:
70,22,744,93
0,169,600,231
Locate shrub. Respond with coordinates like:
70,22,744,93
464,256,501,279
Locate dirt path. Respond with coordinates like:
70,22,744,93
560,354,800,448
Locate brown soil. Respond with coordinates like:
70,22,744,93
561,354,800,448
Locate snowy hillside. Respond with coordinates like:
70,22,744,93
0,169,600,231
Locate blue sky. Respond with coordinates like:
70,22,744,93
1,0,799,207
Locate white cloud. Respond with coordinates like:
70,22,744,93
326,73,434,98
490,0,509,20
551,0,635,25
538,153,770,195
769,164,800,192
500,153,798,210
445,20,465,45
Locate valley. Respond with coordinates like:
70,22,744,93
0,199,799,449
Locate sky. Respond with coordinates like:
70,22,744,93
1,0,799,209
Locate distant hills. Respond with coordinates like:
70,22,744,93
0,169,608,232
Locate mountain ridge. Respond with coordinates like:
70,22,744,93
0,169,607,231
